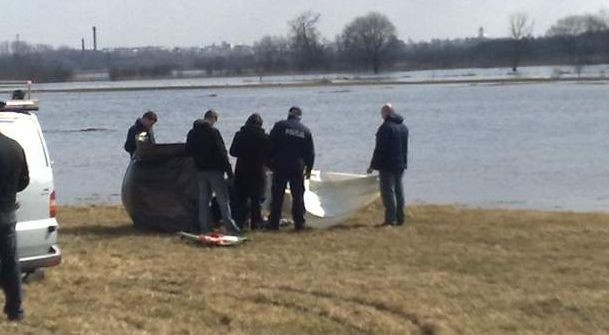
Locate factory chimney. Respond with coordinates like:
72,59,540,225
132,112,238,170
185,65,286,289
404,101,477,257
81,38,86,52
92,26,97,51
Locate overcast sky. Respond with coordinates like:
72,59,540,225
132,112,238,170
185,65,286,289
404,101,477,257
1,0,607,48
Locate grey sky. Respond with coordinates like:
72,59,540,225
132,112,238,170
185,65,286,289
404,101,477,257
1,1,606,48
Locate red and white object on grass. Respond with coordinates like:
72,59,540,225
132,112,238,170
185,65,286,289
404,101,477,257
179,232,248,247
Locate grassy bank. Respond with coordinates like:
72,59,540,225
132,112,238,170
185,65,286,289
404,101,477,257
2,203,609,334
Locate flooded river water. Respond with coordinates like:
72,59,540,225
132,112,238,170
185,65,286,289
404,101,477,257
35,81,609,212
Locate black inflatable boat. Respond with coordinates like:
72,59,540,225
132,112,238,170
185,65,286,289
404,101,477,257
121,142,200,232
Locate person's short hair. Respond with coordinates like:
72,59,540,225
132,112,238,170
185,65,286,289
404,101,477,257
142,111,158,122
288,106,302,118
246,113,263,127
204,109,219,121
381,103,394,114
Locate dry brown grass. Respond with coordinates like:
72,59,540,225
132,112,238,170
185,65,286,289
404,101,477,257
2,203,609,334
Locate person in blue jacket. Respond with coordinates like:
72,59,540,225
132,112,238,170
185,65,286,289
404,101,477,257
268,107,315,231
124,111,157,157
368,104,409,226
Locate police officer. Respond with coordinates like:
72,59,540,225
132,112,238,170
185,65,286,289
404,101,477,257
268,107,315,231
0,130,29,322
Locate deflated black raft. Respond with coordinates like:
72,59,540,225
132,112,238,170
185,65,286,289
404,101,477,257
121,143,199,232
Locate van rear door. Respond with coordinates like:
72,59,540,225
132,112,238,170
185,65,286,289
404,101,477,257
0,113,58,258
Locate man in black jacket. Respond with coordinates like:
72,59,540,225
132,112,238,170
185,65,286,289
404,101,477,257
368,104,409,226
0,131,29,322
124,111,157,157
186,110,240,235
268,107,315,231
230,113,270,230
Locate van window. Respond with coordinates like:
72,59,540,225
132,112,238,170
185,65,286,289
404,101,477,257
0,117,50,169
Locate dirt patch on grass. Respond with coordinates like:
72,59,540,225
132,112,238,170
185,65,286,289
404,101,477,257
2,203,609,334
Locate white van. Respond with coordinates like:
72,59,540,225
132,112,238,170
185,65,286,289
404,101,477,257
0,84,61,273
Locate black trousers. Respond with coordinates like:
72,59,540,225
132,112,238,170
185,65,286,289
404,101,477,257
233,191,263,229
233,171,266,229
0,222,22,317
269,171,305,229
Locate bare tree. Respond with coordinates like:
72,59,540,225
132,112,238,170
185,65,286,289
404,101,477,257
253,35,289,76
547,14,608,37
288,11,324,70
509,13,534,72
547,12,609,64
340,12,397,73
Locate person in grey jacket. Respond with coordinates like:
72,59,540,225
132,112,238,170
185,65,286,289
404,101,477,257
186,110,240,235
0,131,29,322
368,104,409,226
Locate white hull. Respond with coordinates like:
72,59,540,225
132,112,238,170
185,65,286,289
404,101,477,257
266,171,380,228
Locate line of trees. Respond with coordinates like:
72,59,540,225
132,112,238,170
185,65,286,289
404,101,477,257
403,10,609,73
0,41,74,82
200,11,402,75
1,10,609,82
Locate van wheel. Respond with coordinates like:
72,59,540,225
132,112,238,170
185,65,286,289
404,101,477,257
22,269,45,284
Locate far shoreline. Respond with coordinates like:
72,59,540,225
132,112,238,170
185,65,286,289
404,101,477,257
10,76,606,94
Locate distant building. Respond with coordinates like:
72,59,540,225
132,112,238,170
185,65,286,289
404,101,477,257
232,44,254,55
478,27,488,39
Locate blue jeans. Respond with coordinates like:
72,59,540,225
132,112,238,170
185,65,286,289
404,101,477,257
379,170,406,225
196,171,240,234
0,211,22,318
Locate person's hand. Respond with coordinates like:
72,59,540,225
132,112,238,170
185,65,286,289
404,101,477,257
367,167,374,174
305,170,312,180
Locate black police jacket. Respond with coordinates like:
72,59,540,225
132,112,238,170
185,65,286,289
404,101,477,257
268,117,315,175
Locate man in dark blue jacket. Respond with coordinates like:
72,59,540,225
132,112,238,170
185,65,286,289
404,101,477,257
124,111,157,157
268,107,315,231
368,104,409,226
0,131,29,322
186,110,240,235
